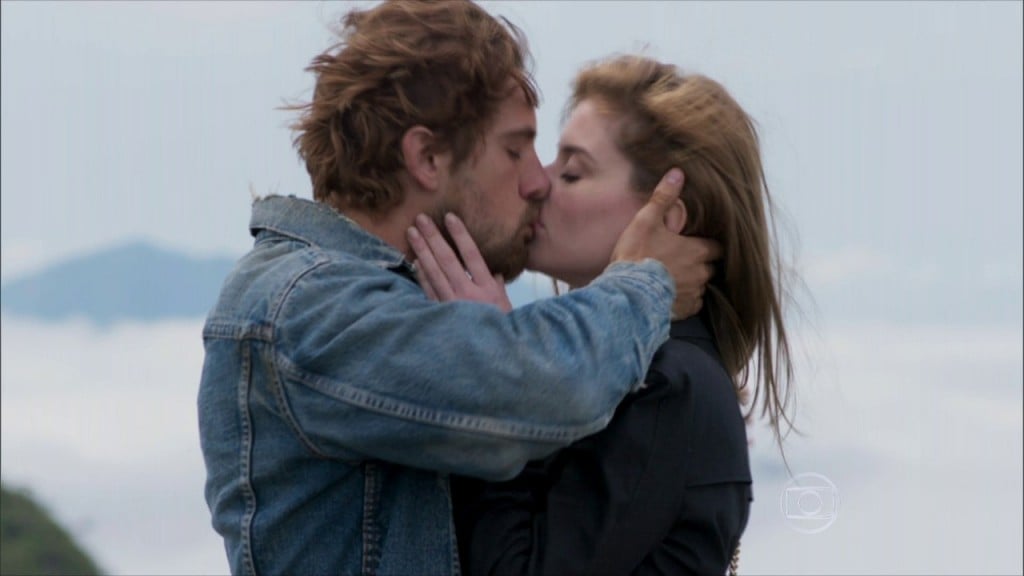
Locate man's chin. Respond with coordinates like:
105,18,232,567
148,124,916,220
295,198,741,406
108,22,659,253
492,259,525,283
483,248,527,283
500,270,523,283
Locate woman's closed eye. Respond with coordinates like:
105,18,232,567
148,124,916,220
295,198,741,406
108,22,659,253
559,173,580,184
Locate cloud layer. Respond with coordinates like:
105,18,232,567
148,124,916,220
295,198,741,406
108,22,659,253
2,315,1020,574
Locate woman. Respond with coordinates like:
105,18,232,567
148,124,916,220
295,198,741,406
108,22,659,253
412,55,794,575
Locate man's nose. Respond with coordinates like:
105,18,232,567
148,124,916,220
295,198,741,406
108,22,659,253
520,153,551,202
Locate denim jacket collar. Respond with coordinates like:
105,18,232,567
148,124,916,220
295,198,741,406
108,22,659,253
249,195,415,277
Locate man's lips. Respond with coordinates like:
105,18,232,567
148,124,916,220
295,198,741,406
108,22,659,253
524,218,540,238
526,218,544,242
523,210,543,242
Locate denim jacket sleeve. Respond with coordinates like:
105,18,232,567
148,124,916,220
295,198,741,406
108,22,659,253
271,251,673,481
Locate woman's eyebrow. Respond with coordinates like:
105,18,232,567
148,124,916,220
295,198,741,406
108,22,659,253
558,143,596,166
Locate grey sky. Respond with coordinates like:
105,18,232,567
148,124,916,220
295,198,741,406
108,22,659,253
2,1,1021,326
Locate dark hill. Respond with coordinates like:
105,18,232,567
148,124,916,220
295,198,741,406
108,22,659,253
0,484,102,575
0,241,236,324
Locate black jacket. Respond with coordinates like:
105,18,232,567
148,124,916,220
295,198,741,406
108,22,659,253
453,317,752,575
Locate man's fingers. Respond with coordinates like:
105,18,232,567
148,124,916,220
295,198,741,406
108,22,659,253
702,263,715,284
700,237,724,262
638,168,685,220
672,234,722,265
407,224,455,301
672,296,703,321
679,236,723,272
444,213,492,284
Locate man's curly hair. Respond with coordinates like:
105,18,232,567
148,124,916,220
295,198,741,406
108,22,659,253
288,0,539,214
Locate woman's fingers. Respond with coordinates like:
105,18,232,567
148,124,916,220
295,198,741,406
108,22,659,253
413,260,440,301
443,213,492,284
407,213,513,312
414,215,469,288
491,274,513,313
406,220,456,301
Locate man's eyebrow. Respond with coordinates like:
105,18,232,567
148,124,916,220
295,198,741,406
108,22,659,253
499,127,537,142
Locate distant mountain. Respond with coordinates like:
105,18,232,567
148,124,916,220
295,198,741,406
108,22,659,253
0,241,554,325
0,241,236,324
0,484,103,575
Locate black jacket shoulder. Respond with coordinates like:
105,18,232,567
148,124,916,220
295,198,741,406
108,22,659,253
643,317,751,486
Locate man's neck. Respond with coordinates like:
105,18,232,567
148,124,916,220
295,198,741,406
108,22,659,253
342,204,422,262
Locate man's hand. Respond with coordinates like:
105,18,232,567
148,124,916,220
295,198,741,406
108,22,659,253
610,169,722,319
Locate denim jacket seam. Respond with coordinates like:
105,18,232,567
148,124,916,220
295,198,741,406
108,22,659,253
445,479,461,576
274,353,610,444
265,251,333,330
259,252,366,459
237,343,259,576
250,222,318,255
263,343,332,460
203,322,244,339
361,462,381,575
204,322,273,342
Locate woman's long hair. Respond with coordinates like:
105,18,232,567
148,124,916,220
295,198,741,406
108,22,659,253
571,55,796,448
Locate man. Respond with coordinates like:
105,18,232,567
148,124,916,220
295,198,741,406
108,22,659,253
198,1,719,574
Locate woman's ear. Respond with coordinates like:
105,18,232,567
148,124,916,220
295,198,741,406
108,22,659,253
663,197,687,234
401,126,447,192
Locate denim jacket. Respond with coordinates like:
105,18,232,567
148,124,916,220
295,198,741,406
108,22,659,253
198,196,673,575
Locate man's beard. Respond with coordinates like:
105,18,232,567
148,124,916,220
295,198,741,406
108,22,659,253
428,186,538,283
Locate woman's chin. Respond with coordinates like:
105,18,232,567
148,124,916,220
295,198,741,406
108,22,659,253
525,253,543,273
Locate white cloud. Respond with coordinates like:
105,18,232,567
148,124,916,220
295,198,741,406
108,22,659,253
802,246,892,289
742,322,1023,574
981,257,1024,292
797,243,1021,326
2,315,1021,574
0,316,223,575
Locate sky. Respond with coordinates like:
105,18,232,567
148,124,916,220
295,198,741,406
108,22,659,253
1,1,1022,574
3,0,1022,325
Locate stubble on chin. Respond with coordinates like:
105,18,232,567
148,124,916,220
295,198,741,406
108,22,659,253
426,204,534,283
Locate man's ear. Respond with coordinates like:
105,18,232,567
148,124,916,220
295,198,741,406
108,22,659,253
663,197,687,234
401,126,447,192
